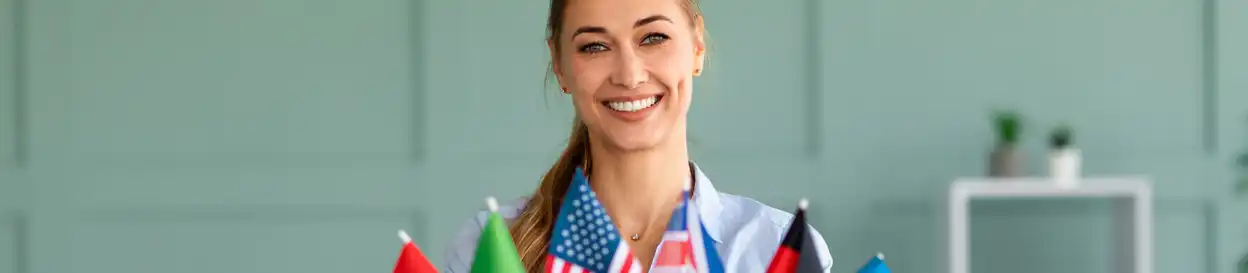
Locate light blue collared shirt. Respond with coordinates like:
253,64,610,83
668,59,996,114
443,162,834,272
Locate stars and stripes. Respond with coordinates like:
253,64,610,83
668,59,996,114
546,168,642,273
546,167,725,273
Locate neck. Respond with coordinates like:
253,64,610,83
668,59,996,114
587,138,691,229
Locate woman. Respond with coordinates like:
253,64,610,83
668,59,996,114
444,0,833,272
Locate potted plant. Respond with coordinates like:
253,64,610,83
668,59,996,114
1049,124,1080,189
989,110,1024,177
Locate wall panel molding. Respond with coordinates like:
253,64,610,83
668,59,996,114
29,0,421,168
0,210,27,273
1214,1,1248,272
45,168,420,207
1203,0,1220,153
1216,0,1247,155
78,205,423,225
69,205,426,273
45,153,419,169
0,0,25,168
77,205,427,247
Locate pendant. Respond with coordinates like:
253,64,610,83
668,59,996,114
630,234,640,241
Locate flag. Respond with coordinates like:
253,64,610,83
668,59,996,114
856,253,892,273
650,179,725,273
546,167,642,273
764,199,823,273
394,230,439,273
469,197,526,273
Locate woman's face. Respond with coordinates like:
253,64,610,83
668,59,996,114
553,0,705,152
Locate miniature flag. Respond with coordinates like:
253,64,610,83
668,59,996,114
546,167,642,273
469,197,526,273
856,253,892,273
394,230,439,273
764,199,822,273
649,177,725,273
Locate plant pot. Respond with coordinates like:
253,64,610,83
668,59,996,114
1050,148,1081,189
989,144,1024,177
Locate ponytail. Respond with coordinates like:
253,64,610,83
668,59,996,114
508,116,591,272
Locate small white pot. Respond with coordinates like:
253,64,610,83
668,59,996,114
1050,148,1081,189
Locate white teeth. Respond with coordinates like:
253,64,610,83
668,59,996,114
606,96,658,112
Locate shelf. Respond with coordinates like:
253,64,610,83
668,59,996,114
947,177,1153,273
952,177,1151,198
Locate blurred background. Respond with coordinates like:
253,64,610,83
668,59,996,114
1,0,1246,272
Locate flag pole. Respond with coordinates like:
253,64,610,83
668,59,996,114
398,230,412,244
486,196,499,213
798,198,809,210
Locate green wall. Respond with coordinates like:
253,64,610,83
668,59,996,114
1,0,1246,272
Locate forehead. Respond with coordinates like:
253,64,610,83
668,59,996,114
560,0,690,31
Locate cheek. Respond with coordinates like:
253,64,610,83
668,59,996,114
565,58,611,113
650,48,691,74
569,58,610,91
645,48,695,92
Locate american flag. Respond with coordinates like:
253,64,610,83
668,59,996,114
546,168,642,273
649,187,725,273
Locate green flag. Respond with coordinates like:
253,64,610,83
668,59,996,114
470,197,525,273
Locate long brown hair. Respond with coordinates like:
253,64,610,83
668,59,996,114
508,0,705,272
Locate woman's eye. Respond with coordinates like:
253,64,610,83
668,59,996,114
579,43,608,53
641,33,669,45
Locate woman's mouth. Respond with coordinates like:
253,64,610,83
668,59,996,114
602,95,662,112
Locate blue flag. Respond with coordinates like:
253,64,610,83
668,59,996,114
857,253,891,273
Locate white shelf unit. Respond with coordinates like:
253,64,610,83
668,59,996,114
947,177,1153,273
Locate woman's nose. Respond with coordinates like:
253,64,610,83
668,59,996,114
609,47,648,89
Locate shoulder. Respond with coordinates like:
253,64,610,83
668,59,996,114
715,193,798,229
441,196,531,273
711,192,834,272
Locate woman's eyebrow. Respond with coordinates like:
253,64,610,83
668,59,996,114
570,15,673,39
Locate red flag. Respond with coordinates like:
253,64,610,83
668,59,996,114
765,199,818,273
394,230,439,273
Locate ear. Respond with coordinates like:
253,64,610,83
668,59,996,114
692,16,707,77
548,39,568,92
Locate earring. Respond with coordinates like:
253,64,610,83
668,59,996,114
694,68,702,75
561,87,568,93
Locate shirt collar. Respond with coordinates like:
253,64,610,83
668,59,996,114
689,161,724,243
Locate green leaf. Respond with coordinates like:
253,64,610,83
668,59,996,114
993,110,1021,144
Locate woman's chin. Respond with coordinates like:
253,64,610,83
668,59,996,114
599,131,670,153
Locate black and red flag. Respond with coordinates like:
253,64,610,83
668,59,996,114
765,198,824,273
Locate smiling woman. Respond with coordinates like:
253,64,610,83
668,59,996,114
441,0,833,272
